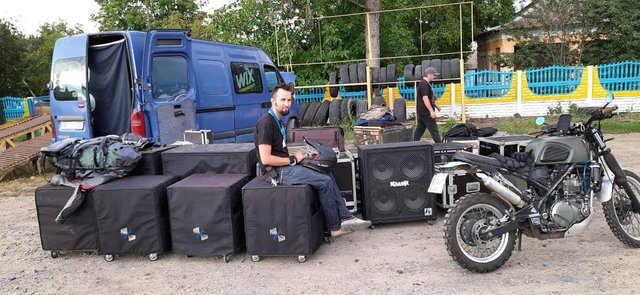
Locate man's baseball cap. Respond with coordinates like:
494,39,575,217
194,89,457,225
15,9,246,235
424,67,439,76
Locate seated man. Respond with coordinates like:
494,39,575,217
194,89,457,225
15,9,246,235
255,83,371,238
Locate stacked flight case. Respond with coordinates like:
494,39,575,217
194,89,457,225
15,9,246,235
35,184,99,258
161,143,257,178
479,135,534,157
129,145,177,176
242,177,325,263
92,175,178,261
167,174,250,262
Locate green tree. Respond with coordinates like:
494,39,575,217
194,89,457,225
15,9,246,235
23,22,83,96
92,0,202,31
0,18,27,97
582,0,640,64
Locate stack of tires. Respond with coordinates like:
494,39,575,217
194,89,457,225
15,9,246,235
403,58,462,82
327,63,399,95
0,99,6,125
298,99,357,127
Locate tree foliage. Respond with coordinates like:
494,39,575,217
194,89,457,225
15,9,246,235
92,0,202,31
0,19,27,96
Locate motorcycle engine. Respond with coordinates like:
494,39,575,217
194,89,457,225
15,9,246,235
547,174,590,228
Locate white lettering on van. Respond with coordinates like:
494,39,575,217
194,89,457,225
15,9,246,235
235,69,255,91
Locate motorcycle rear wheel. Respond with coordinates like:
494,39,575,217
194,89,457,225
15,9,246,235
444,193,516,273
603,170,640,248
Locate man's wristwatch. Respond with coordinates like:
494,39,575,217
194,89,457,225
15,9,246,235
289,155,297,166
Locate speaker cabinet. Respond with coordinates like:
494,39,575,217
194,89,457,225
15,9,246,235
358,142,436,224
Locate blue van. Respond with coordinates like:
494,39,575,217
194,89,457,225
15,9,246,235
49,29,299,144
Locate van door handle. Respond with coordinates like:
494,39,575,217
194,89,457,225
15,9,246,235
261,101,272,108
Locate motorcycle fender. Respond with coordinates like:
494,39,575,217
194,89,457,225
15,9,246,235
596,169,615,203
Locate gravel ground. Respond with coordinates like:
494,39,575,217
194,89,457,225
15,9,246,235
1,134,640,294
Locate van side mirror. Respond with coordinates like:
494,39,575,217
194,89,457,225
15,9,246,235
47,81,54,90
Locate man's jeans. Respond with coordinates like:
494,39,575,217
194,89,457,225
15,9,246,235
280,165,353,230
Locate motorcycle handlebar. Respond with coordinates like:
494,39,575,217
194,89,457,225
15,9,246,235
602,105,618,116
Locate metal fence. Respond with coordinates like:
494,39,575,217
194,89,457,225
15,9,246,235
526,65,583,95
1,97,32,121
464,70,513,98
598,60,640,92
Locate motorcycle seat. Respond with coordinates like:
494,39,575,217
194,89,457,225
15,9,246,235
452,151,502,168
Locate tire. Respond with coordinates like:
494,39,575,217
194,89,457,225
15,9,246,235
329,99,342,125
450,58,461,79
341,98,356,120
285,118,297,143
441,59,451,80
393,98,406,122
299,102,310,120
422,60,431,72
302,101,320,126
414,65,422,82
356,100,368,117
430,59,442,77
329,72,338,98
372,96,386,107
403,64,414,82
339,65,350,91
349,64,358,92
602,170,640,248
312,100,330,126
357,62,366,91
386,64,397,85
372,67,380,85
379,67,387,88
443,193,516,273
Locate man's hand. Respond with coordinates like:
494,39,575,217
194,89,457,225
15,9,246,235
435,104,441,112
430,111,437,119
295,151,305,163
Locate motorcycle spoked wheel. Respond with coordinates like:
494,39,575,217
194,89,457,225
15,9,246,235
603,170,640,248
444,193,516,273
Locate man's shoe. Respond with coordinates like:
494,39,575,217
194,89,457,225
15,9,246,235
341,217,372,231
330,228,353,238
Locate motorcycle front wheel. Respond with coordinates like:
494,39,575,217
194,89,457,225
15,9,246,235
444,193,516,273
603,170,640,248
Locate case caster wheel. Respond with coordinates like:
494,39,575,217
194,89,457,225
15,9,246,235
50,251,60,259
427,220,435,225
104,254,114,262
251,255,260,262
369,224,375,230
297,255,307,263
148,253,158,261
223,255,231,263
323,237,331,244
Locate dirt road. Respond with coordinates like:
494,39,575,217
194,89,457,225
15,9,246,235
2,134,640,294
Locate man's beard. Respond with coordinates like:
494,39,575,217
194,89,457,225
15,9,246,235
279,109,290,116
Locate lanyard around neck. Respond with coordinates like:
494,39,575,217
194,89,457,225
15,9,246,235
269,109,286,143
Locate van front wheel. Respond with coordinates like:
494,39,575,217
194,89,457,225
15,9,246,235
286,118,297,143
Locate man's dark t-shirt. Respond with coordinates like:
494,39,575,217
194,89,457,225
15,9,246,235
416,79,435,117
254,112,288,165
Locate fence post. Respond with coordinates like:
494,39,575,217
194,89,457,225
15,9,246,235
450,83,456,117
587,65,593,104
516,70,523,115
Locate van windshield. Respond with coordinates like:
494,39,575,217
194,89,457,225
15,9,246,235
52,57,86,101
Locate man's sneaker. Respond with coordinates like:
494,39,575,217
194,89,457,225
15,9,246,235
341,217,372,231
330,228,353,238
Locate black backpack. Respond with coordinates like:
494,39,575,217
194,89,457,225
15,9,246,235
443,123,478,140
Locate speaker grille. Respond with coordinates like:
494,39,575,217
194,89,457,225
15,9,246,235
358,142,436,224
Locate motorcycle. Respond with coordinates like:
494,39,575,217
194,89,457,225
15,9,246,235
433,93,640,273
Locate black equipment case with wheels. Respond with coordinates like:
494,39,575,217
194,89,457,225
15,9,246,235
92,175,178,261
167,174,250,260
435,169,491,208
129,145,177,176
35,184,98,256
290,127,345,151
242,177,325,263
161,143,257,179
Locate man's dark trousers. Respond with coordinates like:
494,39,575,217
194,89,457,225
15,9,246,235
413,115,441,142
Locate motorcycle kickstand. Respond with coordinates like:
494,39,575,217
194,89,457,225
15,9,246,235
517,231,523,251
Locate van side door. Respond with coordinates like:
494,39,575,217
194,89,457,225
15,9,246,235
229,60,268,143
49,35,92,140
141,30,196,145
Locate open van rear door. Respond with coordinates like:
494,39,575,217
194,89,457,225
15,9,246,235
141,30,196,144
49,35,92,140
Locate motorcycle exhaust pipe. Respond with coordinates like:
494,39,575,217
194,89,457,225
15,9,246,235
477,173,527,208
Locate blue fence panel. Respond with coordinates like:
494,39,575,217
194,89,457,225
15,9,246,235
526,65,583,95
397,77,445,101
338,79,367,100
597,60,640,92
295,87,325,103
1,96,26,120
464,70,512,98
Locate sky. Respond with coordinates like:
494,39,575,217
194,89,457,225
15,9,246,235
0,0,231,36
